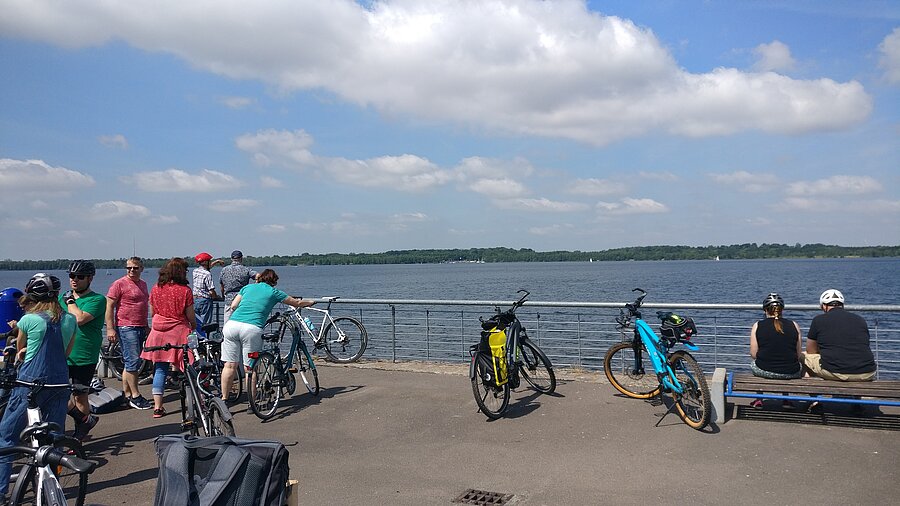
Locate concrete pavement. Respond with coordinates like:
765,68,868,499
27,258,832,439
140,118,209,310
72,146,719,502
79,361,900,505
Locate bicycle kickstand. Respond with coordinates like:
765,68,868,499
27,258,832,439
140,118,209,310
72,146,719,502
654,398,681,427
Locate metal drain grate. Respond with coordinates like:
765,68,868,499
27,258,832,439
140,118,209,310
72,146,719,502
452,488,515,505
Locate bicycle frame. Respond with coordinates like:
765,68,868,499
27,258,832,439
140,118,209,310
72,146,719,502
631,319,698,395
296,297,341,345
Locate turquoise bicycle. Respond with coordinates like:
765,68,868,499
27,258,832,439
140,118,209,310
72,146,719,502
603,288,711,430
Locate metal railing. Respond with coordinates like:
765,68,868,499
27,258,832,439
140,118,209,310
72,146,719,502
252,298,900,379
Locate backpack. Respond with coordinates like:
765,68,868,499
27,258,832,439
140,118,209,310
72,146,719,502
154,435,290,506
88,386,126,414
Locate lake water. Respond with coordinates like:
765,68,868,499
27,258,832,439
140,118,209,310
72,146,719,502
3,257,895,305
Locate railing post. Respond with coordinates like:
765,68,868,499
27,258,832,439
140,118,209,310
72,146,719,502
873,318,879,380
390,304,396,363
425,309,431,360
577,313,582,366
460,310,466,359
713,316,718,368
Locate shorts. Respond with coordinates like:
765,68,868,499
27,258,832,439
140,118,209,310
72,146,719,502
68,363,97,392
802,353,876,381
221,319,263,368
118,326,147,372
750,360,802,380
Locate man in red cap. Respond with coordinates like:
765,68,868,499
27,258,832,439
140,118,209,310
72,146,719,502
192,252,224,336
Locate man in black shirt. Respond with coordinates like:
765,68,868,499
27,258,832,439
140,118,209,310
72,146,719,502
804,289,876,382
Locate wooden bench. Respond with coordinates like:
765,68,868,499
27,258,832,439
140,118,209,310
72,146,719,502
710,368,900,423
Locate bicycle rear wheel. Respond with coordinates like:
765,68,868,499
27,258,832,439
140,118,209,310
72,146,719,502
321,317,368,363
297,345,320,396
518,340,556,394
471,355,509,419
103,340,152,382
603,341,662,399
247,352,281,420
10,436,88,506
203,398,236,437
669,350,712,430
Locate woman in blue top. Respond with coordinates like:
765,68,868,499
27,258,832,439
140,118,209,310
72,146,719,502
0,273,76,500
219,269,314,401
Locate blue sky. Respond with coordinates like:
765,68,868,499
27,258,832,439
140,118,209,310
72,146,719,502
1,0,898,261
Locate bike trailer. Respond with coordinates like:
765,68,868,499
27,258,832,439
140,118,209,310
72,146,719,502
154,435,290,506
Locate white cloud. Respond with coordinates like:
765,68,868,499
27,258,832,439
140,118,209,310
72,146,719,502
126,168,242,192
236,129,316,168
0,1,872,146
567,178,626,196
207,199,259,212
0,158,95,191
98,134,128,149
879,27,900,85
261,224,286,233
494,197,588,212
785,175,882,196
149,215,180,224
752,40,796,72
709,171,779,193
468,177,529,198
639,171,678,182
260,175,283,188
529,223,575,235
6,217,55,230
89,200,151,220
597,197,668,215
219,96,256,109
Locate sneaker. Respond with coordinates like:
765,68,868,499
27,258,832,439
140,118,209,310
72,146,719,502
90,376,105,392
750,399,763,409
129,395,153,410
153,407,167,419
73,415,98,442
808,401,823,414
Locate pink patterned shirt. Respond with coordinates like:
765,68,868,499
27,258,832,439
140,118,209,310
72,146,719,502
107,276,149,327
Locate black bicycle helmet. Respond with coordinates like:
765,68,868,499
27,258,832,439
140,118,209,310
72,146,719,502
763,293,784,310
68,260,96,277
25,273,61,301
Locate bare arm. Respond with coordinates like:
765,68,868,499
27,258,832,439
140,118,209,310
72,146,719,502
230,294,242,311
794,321,803,359
749,322,759,359
283,296,316,309
105,296,118,341
806,337,819,354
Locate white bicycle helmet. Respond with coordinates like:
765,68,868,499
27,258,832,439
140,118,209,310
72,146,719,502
819,289,844,306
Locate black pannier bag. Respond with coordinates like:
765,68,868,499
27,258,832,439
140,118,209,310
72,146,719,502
154,435,289,506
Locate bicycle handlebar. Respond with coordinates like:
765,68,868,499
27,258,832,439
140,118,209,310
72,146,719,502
143,343,189,352
0,445,96,474
615,288,648,329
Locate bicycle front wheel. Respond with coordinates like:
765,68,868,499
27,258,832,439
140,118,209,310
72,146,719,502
518,340,556,394
248,351,281,420
203,398,236,437
104,340,152,382
471,356,509,419
669,350,712,430
297,345,320,396
603,342,662,399
321,317,368,363
10,436,88,506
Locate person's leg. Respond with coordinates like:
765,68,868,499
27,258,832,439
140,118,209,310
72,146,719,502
0,390,28,497
219,319,243,400
151,362,171,414
118,326,145,401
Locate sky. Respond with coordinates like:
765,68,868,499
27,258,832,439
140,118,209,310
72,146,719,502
1,0,899,261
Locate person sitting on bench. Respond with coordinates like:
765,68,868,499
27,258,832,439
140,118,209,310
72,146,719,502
749,293,803,408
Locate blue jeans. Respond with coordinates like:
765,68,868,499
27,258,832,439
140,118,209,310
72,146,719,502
118,326,146,373
194,297,212,338
152,362,171,396
0,387,68,495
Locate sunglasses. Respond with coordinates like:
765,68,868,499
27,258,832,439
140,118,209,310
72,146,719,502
69,274,88,280
126,267,141,271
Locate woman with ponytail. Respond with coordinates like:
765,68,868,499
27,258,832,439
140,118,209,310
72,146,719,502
748,293,803,408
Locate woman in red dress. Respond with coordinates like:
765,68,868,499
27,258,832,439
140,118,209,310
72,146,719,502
140,257,195,418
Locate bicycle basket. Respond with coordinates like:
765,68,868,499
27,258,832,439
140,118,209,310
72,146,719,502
658,312,697,340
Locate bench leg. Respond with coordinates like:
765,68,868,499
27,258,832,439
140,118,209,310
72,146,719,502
711,368,727,424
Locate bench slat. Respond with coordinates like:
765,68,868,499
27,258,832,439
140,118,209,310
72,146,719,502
730,374,900,399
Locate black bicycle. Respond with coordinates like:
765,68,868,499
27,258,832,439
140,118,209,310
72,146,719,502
247,309,320,420
100,335,152,384
469,290,556,420
193,323,243,403
142,343,235,437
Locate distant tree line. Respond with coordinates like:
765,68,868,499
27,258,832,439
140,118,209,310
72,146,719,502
1,243,898,271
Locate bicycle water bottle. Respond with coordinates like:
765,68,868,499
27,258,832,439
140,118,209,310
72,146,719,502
187,331,199,350
303,316,316,333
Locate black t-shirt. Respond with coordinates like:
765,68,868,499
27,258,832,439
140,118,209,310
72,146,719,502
807,307,876,374
755,318,801,375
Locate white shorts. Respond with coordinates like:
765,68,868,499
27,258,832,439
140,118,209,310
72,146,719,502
221,319,263,368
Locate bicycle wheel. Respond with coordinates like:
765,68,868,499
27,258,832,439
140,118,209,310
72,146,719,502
247,351,281,420
518,340,556,394
297,345,320,396
668,350,712,430
11,437,88,506
104,340,152,382
203,399,236,437
181,381,200,436
226,368,244,403
603,341,662,399
321,317,368,363
471,355,509,419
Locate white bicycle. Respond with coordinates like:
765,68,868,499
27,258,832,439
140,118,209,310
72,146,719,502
281,296,368,363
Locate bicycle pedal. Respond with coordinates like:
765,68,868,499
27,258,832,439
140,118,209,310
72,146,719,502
180,420,195,431
287,367,298,373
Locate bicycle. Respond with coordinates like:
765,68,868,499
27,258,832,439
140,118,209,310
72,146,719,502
247,308,320,420
0,377,95,506
142,342,235,437
291,296,368,363
469,290,556,420
100,337,152,385
603,288,711,430
193,323,243,403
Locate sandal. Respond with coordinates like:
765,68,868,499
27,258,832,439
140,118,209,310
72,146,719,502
750,399,763,409
153,407,167,419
